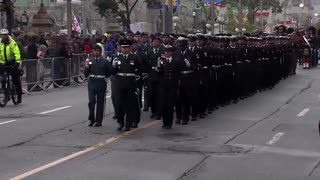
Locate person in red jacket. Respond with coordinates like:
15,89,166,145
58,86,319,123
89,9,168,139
83,37,92,54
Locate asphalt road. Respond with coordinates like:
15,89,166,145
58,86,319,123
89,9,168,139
1,67,320,180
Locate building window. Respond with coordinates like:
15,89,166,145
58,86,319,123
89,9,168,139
30,0,38,3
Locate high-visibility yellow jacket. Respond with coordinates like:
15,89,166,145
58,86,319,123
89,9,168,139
0,38,21,65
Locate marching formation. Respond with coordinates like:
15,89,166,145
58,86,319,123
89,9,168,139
84,32,298,131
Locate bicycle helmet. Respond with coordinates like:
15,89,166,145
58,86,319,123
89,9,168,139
0,29,9,35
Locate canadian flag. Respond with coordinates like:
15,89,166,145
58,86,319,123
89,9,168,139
72,13,81,33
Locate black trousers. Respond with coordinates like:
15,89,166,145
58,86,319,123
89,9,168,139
88,88,106,124
176,74,197,121
0,66,22,97
117,88,137,128
160,85,177,127
149,81,161,117
111,76,119,117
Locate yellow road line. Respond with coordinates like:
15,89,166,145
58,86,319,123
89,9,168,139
10,120,161,180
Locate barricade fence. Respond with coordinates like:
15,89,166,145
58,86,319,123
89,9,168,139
21,53,88,94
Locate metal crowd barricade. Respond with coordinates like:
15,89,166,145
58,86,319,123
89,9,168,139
20,54,94,94
21,59,38,94
70,53,87,86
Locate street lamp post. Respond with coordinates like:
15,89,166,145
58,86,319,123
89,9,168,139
314,13,319,25
192,11,196,33
206,23,212,34
67,0,72,39
172,15,180,34
298,3,304,30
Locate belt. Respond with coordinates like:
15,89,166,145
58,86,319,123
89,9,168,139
89,75,105,78
202,66,208,69
181,70,193,74
116,73,135,77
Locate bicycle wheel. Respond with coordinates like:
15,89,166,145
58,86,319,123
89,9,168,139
11,83,18,105
0,87,9,107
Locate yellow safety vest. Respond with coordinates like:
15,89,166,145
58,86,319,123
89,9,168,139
0,38,21,65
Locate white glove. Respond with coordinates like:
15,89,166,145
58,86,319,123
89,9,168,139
85,59,90,68
112,58,118,68
184,59,190,68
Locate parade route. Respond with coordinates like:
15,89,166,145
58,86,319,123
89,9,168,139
1,67,320,180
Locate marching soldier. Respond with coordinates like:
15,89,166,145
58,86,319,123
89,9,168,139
131,39,150,126
175,36,197,125
158,46,186,129
187,34,200,120
109,42,122,120
112,39,142,131
84,45,111,127
145,37,165,119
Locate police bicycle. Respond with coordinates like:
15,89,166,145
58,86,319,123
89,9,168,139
0,65,19,107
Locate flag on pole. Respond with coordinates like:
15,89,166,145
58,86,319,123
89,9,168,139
72,13,81,33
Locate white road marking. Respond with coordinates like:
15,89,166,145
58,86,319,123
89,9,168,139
0,120,16,125
266,132,285,145
297,108,310,117
38,106,72,115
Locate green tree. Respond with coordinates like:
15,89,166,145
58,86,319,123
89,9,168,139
225,7,237,33
222,0,282,24
93,0,139,31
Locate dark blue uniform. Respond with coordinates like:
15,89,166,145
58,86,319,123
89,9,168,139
84,56,111,126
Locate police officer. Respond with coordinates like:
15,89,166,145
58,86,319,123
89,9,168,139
112,39,142,131
84,45,111,127
158,46,186,129
0,29,22,104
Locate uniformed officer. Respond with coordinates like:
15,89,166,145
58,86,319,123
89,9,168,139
112,39,142,131
175,36,197,125
158,45,186,129
109,42,122,120
131,39,150,125
145,37,165,119
84,45,111,127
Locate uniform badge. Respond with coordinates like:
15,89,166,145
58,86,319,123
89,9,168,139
130,60,135,65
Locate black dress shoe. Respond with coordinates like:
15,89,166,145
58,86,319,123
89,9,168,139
117,124,124,131
112,115,118,119
155,116,161,120
124,127,131,131
191,118,197,121
150,114,155,119
143,108,148,112
131,123,138,128
94,123,102,127
199,115,205,119
165,126,172,129
162,125,166,129
88,121,95,127
175,119,181,124
182,121,188,125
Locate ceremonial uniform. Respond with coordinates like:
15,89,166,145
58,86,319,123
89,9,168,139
84,45,111,127
145,40,165,119
112,39,142,131
158,46,186,129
